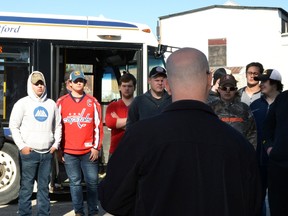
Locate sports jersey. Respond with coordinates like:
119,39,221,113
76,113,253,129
57,93,103,155
105,99,128,154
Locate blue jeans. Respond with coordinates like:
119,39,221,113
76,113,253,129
18,151,53,216
64,152,99,216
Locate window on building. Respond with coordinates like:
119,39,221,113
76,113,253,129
281,19,288,33
208,38,227,67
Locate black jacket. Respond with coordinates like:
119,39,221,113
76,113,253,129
126,90,171,130
263,90,288,167
99,100,261,216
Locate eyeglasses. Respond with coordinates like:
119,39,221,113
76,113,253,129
247,72,260,76
219,86,237,91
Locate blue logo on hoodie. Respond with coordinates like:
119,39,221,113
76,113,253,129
34,106,48,122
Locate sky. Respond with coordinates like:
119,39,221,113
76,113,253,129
1,0,288,35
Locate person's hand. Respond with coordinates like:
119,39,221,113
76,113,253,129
111,112,119,119
50,146,57,154
267,147,273,155
89,148,99,161
21,146,32,155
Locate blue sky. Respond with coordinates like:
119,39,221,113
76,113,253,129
1,0,288,35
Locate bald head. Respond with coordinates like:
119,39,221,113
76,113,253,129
166,47,211,102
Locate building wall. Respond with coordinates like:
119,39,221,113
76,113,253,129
159,6,288,89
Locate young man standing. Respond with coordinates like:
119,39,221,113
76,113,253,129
238,62,264,105
209,74,257,149
126,66,171,130
57,71,103,216
105,73,136,157
9,71,62,216
250,69,283,216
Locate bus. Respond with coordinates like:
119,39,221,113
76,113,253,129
0,11,166,204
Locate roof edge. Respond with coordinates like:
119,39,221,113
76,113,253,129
159,5,288,20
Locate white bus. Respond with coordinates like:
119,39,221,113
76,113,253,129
0,11,166,204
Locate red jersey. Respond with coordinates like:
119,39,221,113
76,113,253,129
105,99,128,154
57,93,103,155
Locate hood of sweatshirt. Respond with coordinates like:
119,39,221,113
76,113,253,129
27,71,47,102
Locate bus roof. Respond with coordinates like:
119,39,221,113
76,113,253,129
0,11,158,45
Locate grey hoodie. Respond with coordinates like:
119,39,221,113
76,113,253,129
9,71,62,153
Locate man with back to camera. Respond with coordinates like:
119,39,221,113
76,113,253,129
125,66,171,130
99,47,261,216
238,62,264,105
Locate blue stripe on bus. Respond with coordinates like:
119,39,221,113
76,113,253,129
0,15,138,28
88,20,137,28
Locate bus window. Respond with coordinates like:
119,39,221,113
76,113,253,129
0,44,30,120
102,66,120,103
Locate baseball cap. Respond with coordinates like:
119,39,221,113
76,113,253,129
31,72,45,85
69,71,86,82
219,74,237,87
254,69,282,82
149,66,167,78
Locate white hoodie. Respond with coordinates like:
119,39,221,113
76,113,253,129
9,71,62,153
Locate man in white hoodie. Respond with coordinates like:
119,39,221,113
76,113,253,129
9,71,62,216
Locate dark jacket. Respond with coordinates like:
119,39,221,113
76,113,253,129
126,90,171,130
263,90,288,167
209,98,257,149
250,96,270,166
99,100,261,216
207,89,220,104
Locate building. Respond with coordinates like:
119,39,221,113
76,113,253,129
158,2,288,88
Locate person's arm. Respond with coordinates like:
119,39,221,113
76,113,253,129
51,103,62,153
93,98,104,151
262,102,277,155
105,102,127,130
125,98,139,131
9,100,27,150
245,108,257,150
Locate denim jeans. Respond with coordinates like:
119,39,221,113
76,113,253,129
64,152,99,216
18,151,53,216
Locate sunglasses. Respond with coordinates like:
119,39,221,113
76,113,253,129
72,78,86,84
219,86,237,91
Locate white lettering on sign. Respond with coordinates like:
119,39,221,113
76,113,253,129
0,25,21,34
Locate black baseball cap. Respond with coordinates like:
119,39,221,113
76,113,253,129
149,66,167,78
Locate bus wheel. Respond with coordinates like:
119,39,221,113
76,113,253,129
0,143,20,205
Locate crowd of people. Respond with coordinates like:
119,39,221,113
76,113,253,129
5,47,288,216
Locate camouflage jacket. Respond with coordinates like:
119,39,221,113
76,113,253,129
209,98,257,149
